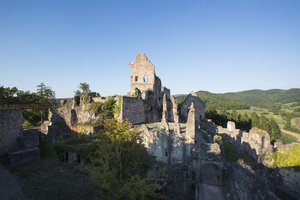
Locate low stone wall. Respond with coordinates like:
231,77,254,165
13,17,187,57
0,109,23,155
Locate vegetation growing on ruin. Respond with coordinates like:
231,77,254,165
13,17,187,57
146,89,153,94
75,82,91,95
82,96,90,104
113,96,122,116
133,88,141,98
268,144,300,171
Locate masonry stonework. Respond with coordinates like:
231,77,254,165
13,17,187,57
121,53,178,125
180,91,205,127
0,109,23,155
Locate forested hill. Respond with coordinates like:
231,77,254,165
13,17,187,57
222,89,300,108
176,91,249,110
176,88,300,110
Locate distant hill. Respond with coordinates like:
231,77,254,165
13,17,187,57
222,88,300,109
176,91,249,110
176,88,300,110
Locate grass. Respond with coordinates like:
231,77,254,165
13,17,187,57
223,142,256,163
268,144,300,171
9,143,97,200
278,133,300,144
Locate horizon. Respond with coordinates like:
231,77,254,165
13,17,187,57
1,0,300,98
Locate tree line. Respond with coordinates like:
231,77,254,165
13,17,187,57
0,83,55,127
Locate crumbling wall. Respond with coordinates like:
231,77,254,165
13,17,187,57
130,53,156,98
167,95,179,123
55,95,101,127
200,119,217,134
218,121,272,161
138,104,196,164
180,91,205,126
0,109,23,155
138,122,192,164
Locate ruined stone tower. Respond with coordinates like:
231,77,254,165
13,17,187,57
130,53,157,99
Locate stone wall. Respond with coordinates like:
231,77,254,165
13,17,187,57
226,160,280,200
138,122,191,164
137,104,197,164
180,91,205,127
200,119,217,134
121,96,145,124
279,167,300,192
130,53,156,98
122,53,178,125
0,109,23,155
217,121,272,161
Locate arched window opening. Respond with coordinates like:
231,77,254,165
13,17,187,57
135,76,138,82
143,75,148,82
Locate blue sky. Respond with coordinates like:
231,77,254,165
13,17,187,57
0,0,299,98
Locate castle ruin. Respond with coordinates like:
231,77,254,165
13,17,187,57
120,53,205,126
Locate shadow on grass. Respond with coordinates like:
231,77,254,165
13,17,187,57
9,143,97,200
222,142,256,163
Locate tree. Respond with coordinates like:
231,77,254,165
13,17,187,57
37,83,56,103
268,118,281,142
79,83,90,94
81,119,161,199
251,112,259,128
0,86,18,104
